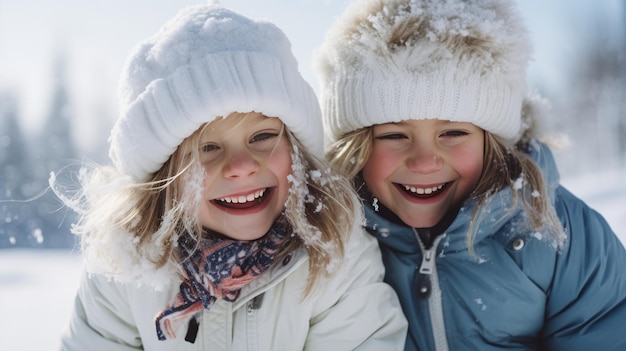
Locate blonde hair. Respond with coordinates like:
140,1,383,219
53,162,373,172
58,112,358,294
327,126,565,252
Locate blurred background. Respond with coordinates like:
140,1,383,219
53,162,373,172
0,0,624,349
0,0,624,249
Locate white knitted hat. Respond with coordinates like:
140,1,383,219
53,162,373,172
315,0,532,143
110,2,322,180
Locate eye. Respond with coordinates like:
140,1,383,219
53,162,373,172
249,130,282,152
198,142,221,164
200,143,220,153
375,133,407,140
250,132,279,143
440,130,468,138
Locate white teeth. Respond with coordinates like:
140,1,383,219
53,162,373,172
219,188,266,204
403,184,444,195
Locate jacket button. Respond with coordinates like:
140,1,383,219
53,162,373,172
379,228,390,238
282,254,292,266
512,238,525,251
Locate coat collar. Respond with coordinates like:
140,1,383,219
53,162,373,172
233,246,308,310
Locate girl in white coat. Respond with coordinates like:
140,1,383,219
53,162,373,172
54,3,407,350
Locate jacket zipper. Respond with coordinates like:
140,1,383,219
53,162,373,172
245,293,264,350
413,230,449,351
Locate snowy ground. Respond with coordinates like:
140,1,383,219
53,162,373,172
0,249,82,350
1,169,624,351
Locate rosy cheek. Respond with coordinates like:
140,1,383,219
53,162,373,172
454,151,483,182
364,149,396,183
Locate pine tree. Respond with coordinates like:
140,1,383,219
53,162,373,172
0,92,34,247
29,52,78,249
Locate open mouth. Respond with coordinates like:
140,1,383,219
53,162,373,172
395,182,450,200
212,188,272,210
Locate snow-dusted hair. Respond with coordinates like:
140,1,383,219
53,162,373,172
53,112,359,293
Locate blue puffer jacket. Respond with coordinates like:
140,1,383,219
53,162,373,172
363,141,626,351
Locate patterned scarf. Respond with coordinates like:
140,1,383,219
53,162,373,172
155,214,293,340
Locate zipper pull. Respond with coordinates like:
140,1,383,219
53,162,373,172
419,249,435,274
247,293,265,315
415,247,435,299
184,316,200,344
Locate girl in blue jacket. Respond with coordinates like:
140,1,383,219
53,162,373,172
315,0,626,350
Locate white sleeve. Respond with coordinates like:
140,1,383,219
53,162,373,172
59,270,143,351
305,224,408,351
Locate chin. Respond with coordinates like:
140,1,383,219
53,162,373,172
229,223,274,241
400,214,441,229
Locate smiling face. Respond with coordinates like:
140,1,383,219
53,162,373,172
192,112,292,241
362,119,484,228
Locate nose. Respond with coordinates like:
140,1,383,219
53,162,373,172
222,149,260,178
405,148,443,174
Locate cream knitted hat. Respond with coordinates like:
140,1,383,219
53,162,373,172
110,2,322,180
315,0,532,144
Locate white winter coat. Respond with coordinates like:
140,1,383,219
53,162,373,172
59,226,407,350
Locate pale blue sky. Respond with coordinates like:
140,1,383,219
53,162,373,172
0,0,621,150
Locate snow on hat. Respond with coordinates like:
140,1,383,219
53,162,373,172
315,0,532,143
110,2,322,180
